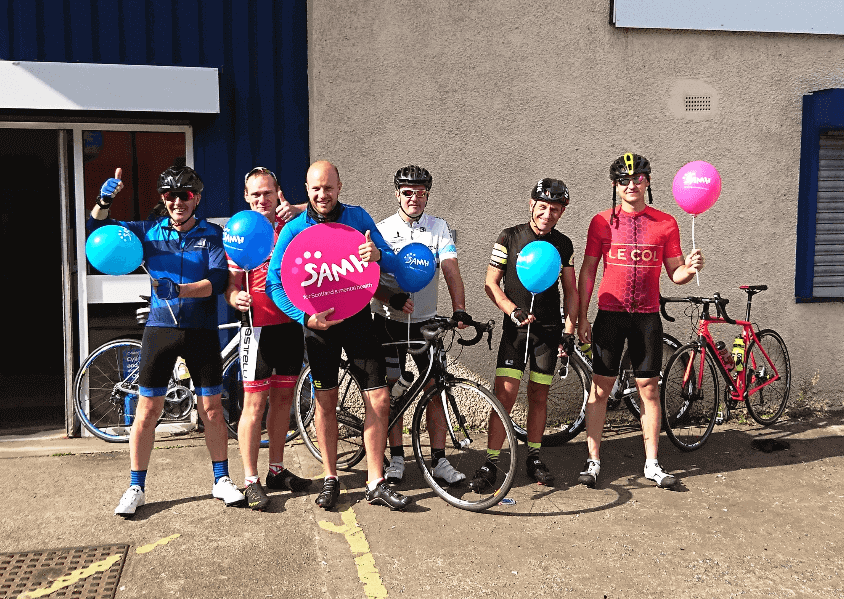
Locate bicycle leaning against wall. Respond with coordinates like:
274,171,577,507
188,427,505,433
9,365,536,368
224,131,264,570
659,285,792,451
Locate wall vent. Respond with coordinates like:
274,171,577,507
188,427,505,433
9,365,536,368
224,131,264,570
685,95,712,112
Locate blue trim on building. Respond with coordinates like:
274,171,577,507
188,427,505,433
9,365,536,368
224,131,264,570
796,89,844,301
0,0,309,215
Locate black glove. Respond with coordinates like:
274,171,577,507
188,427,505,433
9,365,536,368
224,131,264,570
560,333,576,356
389,292,410,311
510,307,529,326
154,277,181,300
452,310,471,325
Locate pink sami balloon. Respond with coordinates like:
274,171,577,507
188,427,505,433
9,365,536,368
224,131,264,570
672,161,722,215
280,223,380,320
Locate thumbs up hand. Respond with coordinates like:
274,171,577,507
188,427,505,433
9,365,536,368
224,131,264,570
98,168,124,209
358,229,381,264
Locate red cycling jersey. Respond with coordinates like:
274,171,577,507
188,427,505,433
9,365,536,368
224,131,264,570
585,206,683,313
227,220,291,327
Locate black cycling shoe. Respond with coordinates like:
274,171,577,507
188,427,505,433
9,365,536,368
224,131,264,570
315,477,340,510
244,481,270,511
468,462,497,492
364,481,412,511
266,469,313,492
526,456,555,486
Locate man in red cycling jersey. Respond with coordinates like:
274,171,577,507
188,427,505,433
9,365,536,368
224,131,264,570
577,153,704,489
225,167,309,510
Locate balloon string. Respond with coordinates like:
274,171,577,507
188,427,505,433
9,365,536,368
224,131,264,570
692,215,700,287
142,263,177,325
524,294,535,365
407,293,413,351
245,273,254,329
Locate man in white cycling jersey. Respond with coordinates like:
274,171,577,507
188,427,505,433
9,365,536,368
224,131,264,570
371,165,470,486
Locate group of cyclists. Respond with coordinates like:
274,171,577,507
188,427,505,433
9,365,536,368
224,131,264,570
88,152,703,518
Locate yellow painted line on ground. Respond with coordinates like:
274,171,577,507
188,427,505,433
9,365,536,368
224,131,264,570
17,554,123,599
136,533,181,554
319,505,388,598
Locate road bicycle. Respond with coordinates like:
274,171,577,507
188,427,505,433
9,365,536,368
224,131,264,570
73,298,295,446
293,315,518,512
510,322,682,446
659,285,791,451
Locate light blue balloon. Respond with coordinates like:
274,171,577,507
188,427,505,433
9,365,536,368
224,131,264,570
224,210,275,270
85,225,143,276
516,241,561,293
396,242,437,293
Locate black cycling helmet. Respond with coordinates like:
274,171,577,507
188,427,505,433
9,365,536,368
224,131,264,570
394,165,432,190
609,152,653,225
157,157,204,194
609,152,651,181
531,178,570,206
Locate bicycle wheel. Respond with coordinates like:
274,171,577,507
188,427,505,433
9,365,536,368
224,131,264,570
221,352,299,448
411,379,517,511
660,343,719,451
73,339,142,442
744,329,791,426
294,363,367,470
621,334,682,418
510,353,589,446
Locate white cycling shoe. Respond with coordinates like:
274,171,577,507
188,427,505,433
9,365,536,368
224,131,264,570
385,456,405,484
115,485,145,517
644,462,677,488
213,476,246,506
432,458,466,484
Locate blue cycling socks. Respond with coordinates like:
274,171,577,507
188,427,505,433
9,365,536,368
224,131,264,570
212,460,230,483
130,470,147,491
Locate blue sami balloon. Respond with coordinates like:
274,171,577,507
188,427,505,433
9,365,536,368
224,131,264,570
85,225,143,276
395,242,437,293
224,210,275,270
516,241,561,294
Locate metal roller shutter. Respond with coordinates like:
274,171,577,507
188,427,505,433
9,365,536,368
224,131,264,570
815,132,844,297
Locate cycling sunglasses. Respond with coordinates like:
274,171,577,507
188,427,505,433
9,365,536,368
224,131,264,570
245,167,278,186
163,190,197,202
616,174,648,187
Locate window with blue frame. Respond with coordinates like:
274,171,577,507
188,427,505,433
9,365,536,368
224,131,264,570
795,89,844,301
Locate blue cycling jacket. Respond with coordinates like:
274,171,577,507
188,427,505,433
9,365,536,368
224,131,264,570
87,216,228,330
266,203,399,326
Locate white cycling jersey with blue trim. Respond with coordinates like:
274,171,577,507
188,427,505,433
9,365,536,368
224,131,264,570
371,212,457,323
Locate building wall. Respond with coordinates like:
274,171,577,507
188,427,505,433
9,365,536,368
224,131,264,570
307,0,844,409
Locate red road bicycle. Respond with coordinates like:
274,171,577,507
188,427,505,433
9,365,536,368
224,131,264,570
659,285,791,451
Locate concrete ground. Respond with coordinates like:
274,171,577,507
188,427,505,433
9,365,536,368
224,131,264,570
1,413,843,599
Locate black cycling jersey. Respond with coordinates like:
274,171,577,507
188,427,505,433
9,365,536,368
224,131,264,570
489,223,575,325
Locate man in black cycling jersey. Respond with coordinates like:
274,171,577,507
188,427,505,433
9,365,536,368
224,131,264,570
266,160,412,511
577,153,704,489
90,160,246,517
470,178,578,491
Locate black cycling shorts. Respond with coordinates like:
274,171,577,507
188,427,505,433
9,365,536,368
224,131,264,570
372,314,433,382
138,327,223,397
239,322,304,392
591,310,662,379
495,321,563,385
304,306,386,391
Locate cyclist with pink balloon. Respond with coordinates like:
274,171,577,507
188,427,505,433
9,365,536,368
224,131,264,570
370,165,471,487
266,160,412,512
224,167,310,511
471,178,579,492
88,159,246,517
576,152,705,490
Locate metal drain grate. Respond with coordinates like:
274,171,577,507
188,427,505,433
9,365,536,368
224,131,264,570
0,544,128,599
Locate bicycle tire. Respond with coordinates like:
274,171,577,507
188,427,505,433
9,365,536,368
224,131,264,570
744,329,791,426
220,352,300,448
660,343,719,451
294,363,367,470
510,352,589,446
411,379,517,511
620,334,682,419
73,339,143,443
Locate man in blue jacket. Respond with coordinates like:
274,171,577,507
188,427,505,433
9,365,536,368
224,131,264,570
89,161,245,517
267,160,411,511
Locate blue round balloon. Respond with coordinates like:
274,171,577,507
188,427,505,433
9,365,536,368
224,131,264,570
516,241,561,293
224,210,275,270
395,242,437,293
85,225,143,276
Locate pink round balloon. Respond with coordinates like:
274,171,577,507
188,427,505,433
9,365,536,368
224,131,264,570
672,161,722,215
280,223,380,320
